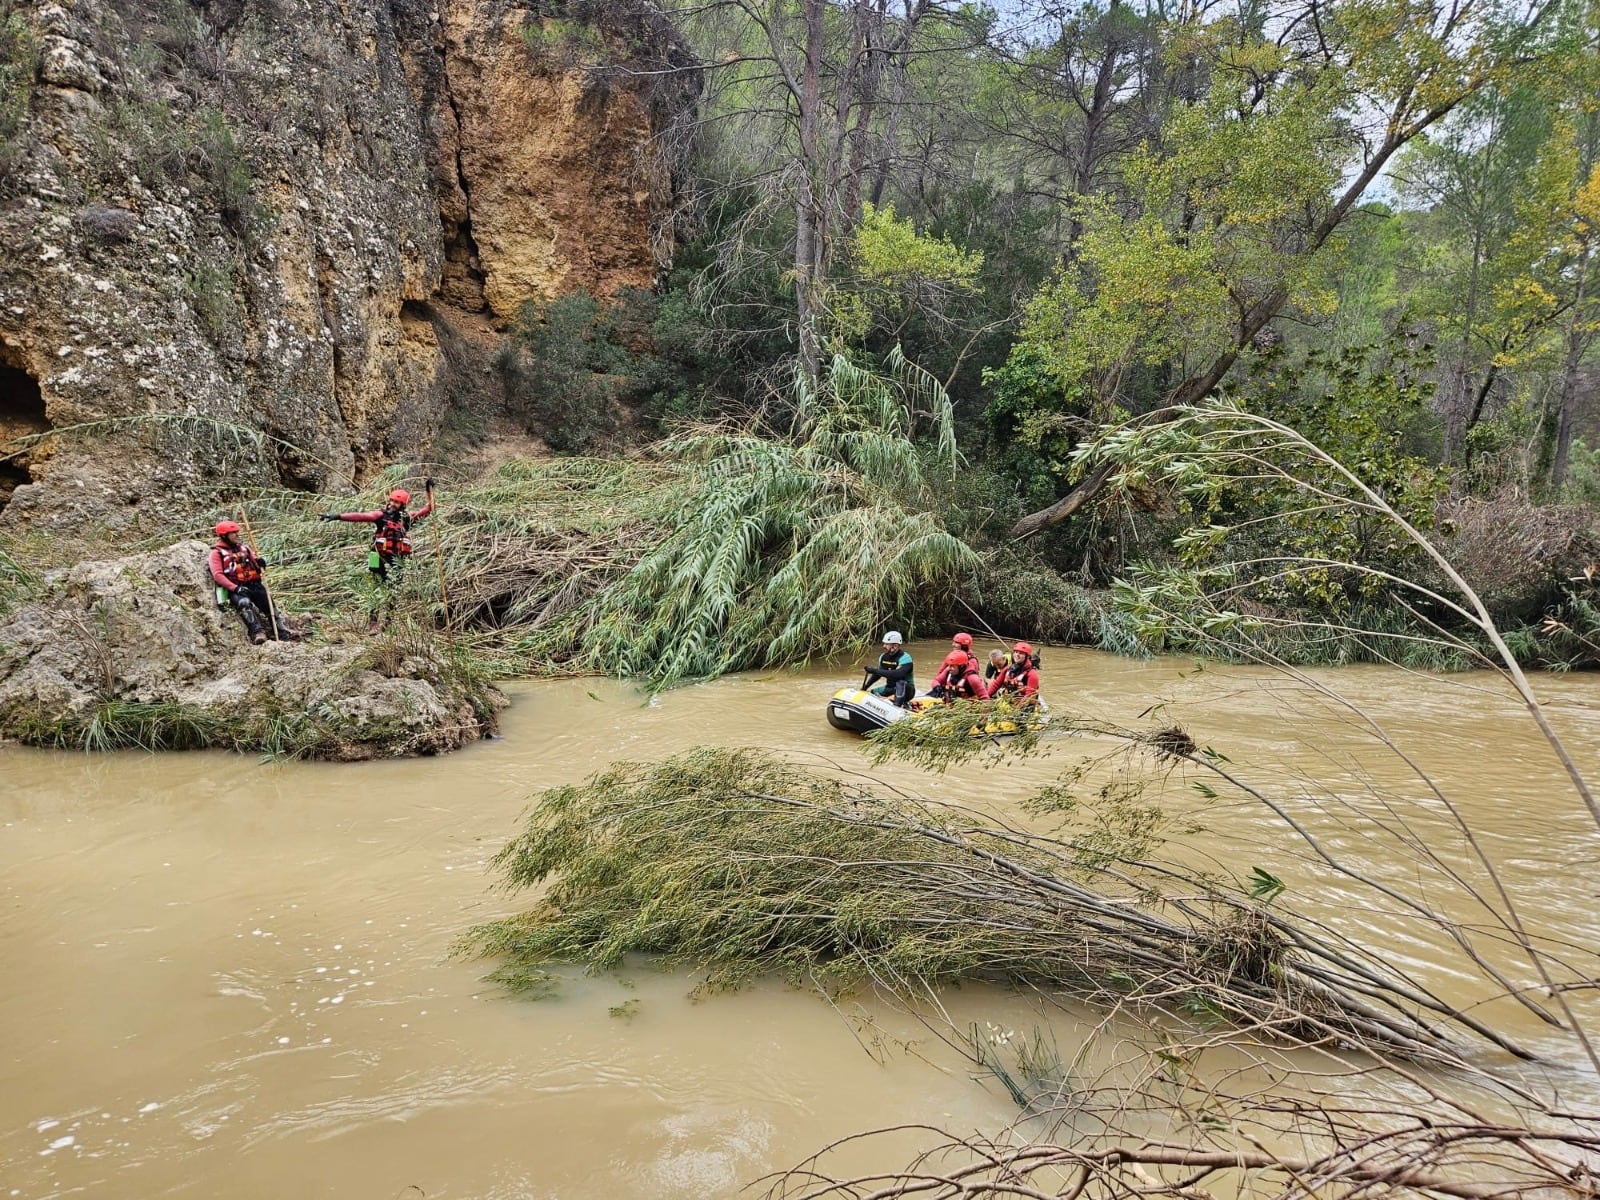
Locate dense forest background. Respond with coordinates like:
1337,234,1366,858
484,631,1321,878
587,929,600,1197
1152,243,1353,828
495,0,1600,670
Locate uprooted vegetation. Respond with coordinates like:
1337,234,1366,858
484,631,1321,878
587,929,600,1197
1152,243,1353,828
462,745,1535,1064
0,356,989,699
258,431,975,688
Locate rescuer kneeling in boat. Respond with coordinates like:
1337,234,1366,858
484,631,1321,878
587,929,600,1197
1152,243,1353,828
208,520,295,644
862,631,915,706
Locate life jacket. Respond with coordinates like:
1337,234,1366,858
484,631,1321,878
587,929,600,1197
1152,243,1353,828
373,507,413,556
213,539,262,585
932,658,982,700
991,659,1040,698
877,648,911,676
874,649,915,704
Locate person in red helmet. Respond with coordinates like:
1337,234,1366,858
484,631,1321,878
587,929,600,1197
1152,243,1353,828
207,519,294,644
320,480,435,630
950,631,980,676
928,648,986,701
321,478,435,626
986,641,1041,704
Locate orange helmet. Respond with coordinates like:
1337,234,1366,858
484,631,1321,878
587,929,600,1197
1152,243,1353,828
951,632,973,648
942,650,970,670
214,520,241,536
1012,642,1034,656
388,489,410,505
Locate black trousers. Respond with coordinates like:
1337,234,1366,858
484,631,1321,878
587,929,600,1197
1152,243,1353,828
231,581,292,640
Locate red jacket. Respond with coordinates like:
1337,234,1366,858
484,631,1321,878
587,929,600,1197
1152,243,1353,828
334,499,433,556
986,664,1040,701
208,540,263,591
335,499,433,524
930,662,986,699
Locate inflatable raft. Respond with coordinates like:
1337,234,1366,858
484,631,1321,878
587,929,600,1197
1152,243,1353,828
825,687,908,734
825,687,1048,737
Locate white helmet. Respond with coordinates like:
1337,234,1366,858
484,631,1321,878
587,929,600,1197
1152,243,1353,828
882,631,903,644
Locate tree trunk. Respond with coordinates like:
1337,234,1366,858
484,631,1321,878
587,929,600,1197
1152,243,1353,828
1450,121,1495,455
840,1,884,224
1065,1,1124,254
794,0,826,380
1551,245,1591,488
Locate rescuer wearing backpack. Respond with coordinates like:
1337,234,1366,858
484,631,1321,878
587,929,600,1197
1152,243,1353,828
208,520,296,644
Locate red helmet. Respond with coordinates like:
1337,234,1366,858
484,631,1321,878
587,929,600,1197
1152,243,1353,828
214,520,241,536
1012,641,1034,656
388,489,410,505
951,632,973,648
942,650,970,669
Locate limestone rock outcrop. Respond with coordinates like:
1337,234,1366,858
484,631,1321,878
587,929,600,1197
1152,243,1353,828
0,539,502,759
0,0,694,533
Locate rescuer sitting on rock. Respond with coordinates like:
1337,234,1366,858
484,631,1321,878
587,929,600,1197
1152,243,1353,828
320,479,435,628
208,520,295,645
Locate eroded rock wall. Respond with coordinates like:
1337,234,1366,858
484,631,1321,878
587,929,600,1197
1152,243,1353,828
416,0,688,318
0,0,692,535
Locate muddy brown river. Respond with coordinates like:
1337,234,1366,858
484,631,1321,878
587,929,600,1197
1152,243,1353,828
4,646,1600,1198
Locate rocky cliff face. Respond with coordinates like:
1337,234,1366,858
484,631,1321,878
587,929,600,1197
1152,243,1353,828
0,0,694,532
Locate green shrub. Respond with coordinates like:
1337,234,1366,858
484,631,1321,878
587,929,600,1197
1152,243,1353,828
186,243,241,347
499,289,664,452
192,106,262,233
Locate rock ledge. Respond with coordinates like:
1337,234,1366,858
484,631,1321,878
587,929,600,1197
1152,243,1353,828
0,540,501,759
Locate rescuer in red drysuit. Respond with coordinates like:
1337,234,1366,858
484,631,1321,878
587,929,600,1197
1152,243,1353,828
208,520,294,644
321,480,434,582
928,649,987,701
949,631,981,676
986,642,1041,704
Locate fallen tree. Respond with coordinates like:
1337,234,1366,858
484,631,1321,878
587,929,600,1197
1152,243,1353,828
464,745,1536,1065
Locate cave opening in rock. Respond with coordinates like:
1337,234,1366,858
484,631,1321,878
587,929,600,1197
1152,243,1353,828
0,355,48,514
441,213,487,313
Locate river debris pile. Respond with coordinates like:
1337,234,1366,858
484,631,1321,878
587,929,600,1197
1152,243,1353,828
467,747,1524,1064
0,540,500,758
767,1111,1600,1200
